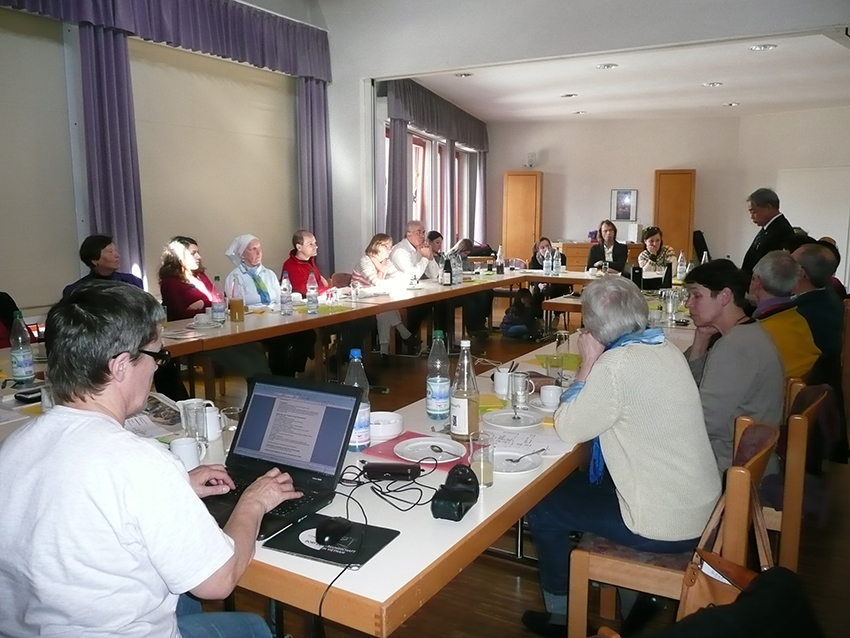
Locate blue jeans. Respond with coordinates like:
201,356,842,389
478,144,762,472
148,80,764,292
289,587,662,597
502,324,529,338
526,471,699,595
176,594,272,638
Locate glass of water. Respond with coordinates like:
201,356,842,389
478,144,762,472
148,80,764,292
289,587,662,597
184,403,208,449
350,280,361,300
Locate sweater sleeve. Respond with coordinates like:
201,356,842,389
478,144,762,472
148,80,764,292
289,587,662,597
553,355,622,448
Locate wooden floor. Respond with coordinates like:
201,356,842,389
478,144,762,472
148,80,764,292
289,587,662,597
202,302,850,638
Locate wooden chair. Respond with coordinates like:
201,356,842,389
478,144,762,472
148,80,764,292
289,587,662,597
762,387,828,571
567,420,778,638
331,272,352,288
197,355,226,400
783,377,804,423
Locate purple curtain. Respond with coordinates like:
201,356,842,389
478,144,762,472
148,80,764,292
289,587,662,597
297,78,334,275
473,152,487,244
79,24,146,279
386,118,408,242
0,0,331,81
445,140,456,243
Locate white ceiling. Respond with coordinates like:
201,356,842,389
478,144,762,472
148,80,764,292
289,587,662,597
411,32,850,122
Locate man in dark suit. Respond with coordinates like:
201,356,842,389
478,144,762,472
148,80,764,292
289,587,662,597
741,188,795,276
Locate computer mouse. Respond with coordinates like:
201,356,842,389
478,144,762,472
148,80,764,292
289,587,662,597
315,517,352,546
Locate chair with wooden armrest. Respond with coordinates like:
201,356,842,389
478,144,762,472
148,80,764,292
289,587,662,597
567,421,778,638
761,386,828,571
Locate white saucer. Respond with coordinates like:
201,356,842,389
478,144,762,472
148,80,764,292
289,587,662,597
188,321,224,330
481,409,543,430
529,397,557,413
393,437,465,463
493,450,544,474
406,285,423,290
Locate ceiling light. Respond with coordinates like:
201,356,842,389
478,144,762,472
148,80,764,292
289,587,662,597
596,63,618,70
703,82,723,88
560,93,578,98
573,110,587,115
749,44,777,51
454,72,473,78
723,102,740,107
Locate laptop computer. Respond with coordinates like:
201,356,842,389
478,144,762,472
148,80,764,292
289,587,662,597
204,375,361,540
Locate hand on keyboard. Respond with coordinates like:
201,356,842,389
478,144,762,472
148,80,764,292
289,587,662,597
239,467,303,514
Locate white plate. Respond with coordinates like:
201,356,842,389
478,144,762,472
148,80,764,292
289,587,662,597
187,321,224,330
393,437,466,463
406,285,423,290
481,409,544,430
529,397,557,414
493,450,544,474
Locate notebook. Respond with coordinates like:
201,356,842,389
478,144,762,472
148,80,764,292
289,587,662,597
204,375,361,540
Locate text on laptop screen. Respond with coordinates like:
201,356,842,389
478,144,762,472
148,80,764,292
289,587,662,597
233,382,357,475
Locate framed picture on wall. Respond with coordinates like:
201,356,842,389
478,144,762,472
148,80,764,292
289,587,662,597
611,189,638,221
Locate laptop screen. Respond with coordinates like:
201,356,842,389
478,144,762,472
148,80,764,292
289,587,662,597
231,380,358,477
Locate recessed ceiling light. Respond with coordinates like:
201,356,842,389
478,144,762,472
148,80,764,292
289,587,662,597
749,44,777,51
703,82,723,88
723,102,740,107
454,72,473,78
596,63,618,70
573,110,587,115
560,93,578,98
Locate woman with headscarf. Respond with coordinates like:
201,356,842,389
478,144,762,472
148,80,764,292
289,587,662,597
224,234,281,307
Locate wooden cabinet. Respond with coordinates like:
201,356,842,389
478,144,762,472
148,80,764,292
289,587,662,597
502,171,542,260
553,242,643,270
654,169,696,261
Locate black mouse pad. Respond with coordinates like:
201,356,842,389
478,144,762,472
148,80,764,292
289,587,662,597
263,513,400,567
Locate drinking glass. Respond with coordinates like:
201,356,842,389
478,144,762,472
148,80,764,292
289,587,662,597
545,355,563,386
40,381,55,412
184,403,208,449
220,406,242,452
350,280,361,300
509,372,535,410
468,431,494,488
601,261,610,275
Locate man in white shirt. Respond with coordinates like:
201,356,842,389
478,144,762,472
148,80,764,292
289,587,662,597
0,281,301,637
388,220,442,349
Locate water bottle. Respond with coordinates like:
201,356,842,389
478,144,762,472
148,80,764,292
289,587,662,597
280,271,293,316
452,253,462,284
10,312,34,385
344,348,370,451
552,247,562,274
676,250,687,282
450,339,480,442
211,276,226,322
543,248,553,275
306,271,319,315
496,244,505,274
426,330,450,421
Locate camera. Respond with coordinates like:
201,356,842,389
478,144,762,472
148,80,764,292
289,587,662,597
430,464,480,521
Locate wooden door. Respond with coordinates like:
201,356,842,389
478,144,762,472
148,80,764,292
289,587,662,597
654,169,696,261
502,171,542,261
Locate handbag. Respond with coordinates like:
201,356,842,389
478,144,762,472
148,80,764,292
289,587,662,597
677,484,774,621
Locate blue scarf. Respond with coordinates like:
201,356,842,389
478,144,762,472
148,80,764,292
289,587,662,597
560,327,665,483
244,264,271,304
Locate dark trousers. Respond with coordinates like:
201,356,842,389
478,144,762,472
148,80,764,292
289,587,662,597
267,331,315,376
527,471,699,596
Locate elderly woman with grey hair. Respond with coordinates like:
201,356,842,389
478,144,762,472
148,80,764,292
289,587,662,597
521,276,721,637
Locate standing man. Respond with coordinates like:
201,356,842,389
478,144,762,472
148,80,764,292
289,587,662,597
741,188,795,276
0,281,300,636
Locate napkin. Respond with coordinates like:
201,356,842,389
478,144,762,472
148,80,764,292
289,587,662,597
478,393,507,415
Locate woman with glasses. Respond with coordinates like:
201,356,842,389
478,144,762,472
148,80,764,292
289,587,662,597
158,236,270,386
637,226,676,272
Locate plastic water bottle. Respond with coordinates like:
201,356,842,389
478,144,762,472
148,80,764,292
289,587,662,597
344,349,370,451
552,247,562,274
496,244,505,274
452,253,463,284
676,250,688,282
280,271,293,316
543,248,553,275
426,330,450,421
306,271,319,315
211,276,226,322
10,312,34,385
450,339,480,443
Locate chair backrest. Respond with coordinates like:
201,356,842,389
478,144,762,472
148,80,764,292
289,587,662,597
732,417,779,486
506,258,527,270
783,377,804,423
331,272,352,288
719,466,753,566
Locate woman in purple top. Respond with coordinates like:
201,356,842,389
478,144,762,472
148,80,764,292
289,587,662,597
62,235,143,298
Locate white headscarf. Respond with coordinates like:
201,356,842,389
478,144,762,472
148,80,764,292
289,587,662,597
225,234,259,269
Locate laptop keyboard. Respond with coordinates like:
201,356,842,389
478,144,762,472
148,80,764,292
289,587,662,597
230,476,322,516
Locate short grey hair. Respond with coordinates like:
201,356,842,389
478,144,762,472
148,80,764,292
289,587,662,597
793,244,838,288
747,188,780,209
753,251,801,297
405,220,424,234
581,277,648,346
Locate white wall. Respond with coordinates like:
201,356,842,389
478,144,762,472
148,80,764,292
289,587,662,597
486,106,850,266
129,39,299,297
316,0,850,271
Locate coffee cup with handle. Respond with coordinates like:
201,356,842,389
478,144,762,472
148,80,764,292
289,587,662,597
540,385,562,408
493,367,511,397
170,436,206,470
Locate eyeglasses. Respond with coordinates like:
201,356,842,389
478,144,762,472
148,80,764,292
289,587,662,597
138,348,172,367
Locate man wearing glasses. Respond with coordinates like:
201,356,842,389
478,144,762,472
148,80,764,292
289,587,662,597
0,281,300,637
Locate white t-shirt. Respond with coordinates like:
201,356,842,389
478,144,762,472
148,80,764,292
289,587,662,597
0,406,235,637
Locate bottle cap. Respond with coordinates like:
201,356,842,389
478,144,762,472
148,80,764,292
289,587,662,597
283,270,289,277
433,330,444,339
350,348,362,359
460,339,471,348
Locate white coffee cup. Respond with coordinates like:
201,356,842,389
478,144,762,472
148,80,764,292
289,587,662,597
194,311,211,325
587,267,599,276
540,385,563,408
170,436,206,470
176,398,215,431
493,367,511,397
205,406,221,441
